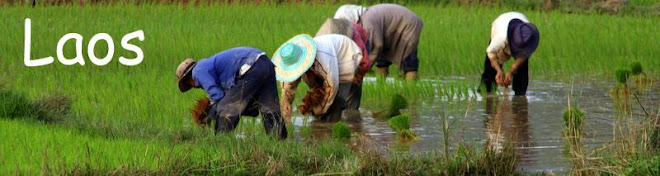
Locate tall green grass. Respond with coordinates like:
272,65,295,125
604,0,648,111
0,3,658,174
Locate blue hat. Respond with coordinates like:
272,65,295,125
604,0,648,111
508,19,540,59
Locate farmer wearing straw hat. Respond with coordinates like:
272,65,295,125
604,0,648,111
480,12,540,96
176,47,287,139
273,34,363,121
334,3,423,81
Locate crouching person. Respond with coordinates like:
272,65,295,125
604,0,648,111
273,34,362,121
176,47,287,139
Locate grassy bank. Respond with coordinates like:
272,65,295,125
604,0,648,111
0,3,658,174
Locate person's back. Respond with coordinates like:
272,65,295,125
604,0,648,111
313,34,362,84
360,4,423,80
193,47,264,97
363,4,420,30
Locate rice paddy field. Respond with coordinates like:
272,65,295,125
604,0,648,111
1,2,659,175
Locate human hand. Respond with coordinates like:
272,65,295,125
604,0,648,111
495,71,504,86
503,72,513,87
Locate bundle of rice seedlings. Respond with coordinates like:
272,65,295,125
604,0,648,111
190,97,211,126
388,115,417,140
299,87,325,116
332,121,351,139
629,61,650,86
373,94,408,119
562,107,585,131
610,67,631,97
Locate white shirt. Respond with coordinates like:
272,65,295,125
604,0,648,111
486,12,529,64
281,34,362,116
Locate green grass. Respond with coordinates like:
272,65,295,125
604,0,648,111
0,3,659,174
331,121,351,139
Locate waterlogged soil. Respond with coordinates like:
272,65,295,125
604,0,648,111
291,78,660,173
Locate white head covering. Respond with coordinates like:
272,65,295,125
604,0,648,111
333,4,367,23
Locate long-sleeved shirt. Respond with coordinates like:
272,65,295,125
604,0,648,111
192,47,265,102
281,34,362,116
360,4,423,68
486,12,529,64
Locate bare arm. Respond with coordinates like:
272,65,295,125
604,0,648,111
504,57,528,86
281,78,301,121
508,57,527,74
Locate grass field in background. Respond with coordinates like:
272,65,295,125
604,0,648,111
0,4,658,174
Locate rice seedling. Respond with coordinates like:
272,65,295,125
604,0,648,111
387,114,418,140
562,107,585,131
610,67,632,97
373,94,409,119
331,121,351,139
629,61,652,87
0,2,658,174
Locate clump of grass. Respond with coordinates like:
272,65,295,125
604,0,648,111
610,67,632,97
388,115,417,140
630,61,643,75
562,107,585,130
32,95,71,123
0,89,71,123
0,89,33,118
331,121,351,139
561,106,595,175
374,94,409,119
629,61,651,87
615,67,631,84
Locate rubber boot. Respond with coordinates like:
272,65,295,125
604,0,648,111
405,71,419,81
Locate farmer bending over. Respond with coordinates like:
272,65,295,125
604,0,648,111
316,18,371,112
481,12,540,96
274,34,363,121
334,4,423,80
176,47,287,139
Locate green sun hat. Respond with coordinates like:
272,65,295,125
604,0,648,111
272,34,317,82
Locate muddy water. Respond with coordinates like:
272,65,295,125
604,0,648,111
291,79,660,173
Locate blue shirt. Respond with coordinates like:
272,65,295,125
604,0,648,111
192,47,265,102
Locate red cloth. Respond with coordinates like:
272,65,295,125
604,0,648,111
351,23,371,76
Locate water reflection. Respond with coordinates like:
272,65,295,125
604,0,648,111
484,95,533,166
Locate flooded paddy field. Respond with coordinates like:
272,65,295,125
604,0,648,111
292,78,660,173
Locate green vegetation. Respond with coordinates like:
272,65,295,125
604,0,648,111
562,107,584,130
630,61,644,75
373,94,410,119
388,115,410,131
0,89,70,122
331,121,351,139
0,2,658,174
615,67,631,84
561,106,593,175
388,115,418,140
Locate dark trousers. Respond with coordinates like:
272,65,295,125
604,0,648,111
207,57,287,139
480,55,529,96
317,83,362,121
375,48,419,72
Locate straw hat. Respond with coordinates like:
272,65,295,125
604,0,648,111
272,34,317,82
176,58,196,92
